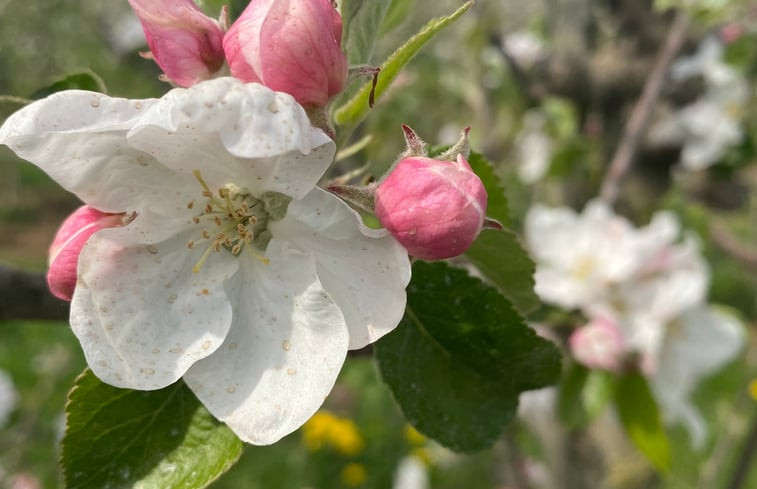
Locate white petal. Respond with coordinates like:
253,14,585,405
0,369,18,428
127,78,335,199
71,212,239,389
271,188,411,349
0,91,187,214
651,305,744,447
184,240,349,444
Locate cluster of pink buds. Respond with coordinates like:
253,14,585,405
129,0,348,108
330,126,492,261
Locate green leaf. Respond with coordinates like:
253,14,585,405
465,228,540,315
30,70,107,99
62,369,244,489
380,0,416,34
334,1,473,128
614,371,671,472
557,365,614,428
339,0,393,64
467,151,510,226
557,363,589,428
376,261,561,452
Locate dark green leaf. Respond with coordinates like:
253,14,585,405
62,369,243,489
615,371,671,472
334,1,473,128
465,229,540,315
376,261,561,452
467,151,509,226
30,70,107,99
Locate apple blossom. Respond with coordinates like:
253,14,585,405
47,206,128,301
651,36,748,170
527,201,744,446
224,0,348,107
374,155,487,260
128,0,225,87
525,201,644,309
0,77,410,445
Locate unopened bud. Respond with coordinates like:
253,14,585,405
375,154,487,260
47,206,126,301
569,317,626,372
224,0,348,107
129,0,225,87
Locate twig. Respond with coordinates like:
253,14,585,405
599,10,690,204
710,222,757,271
0,264,68,321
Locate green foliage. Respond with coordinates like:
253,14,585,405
376,261,561,452
339,0,393,65
615,371,671,472
465,229,539,315
379,0,416,35
334,1,473,129
62,370,243,489
30,70,107,99
467,151,510,226
557,364,614,428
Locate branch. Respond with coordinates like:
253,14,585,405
710,222,757,271
0,264,69,321
599,10,690,204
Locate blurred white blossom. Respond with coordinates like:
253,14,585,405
503,30,546,69
0,369,18,428
392,456,429,489
515,110,553,183
652,36,749,170
526,201,744,446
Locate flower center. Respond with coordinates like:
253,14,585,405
187,170,291,273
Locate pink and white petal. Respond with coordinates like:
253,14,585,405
0,91,182,214
184,240,349,445
71,212,239,390
127,78,334,199
271,188,411,349
224,0,276,82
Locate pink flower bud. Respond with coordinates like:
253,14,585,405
375,155,487,260
569,317,626,372
48,206,125,301
224,0,348,107
129,0,225,87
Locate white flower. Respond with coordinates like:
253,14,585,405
525,201,646,309
652,36,748,170
392,456,429,489
0,369,18,427
515,110,553,184
0,77,411,444
503,30,546,69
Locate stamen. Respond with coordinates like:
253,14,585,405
192,243,216,274
245,244,270,265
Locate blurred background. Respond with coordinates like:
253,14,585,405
0,0,756,488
